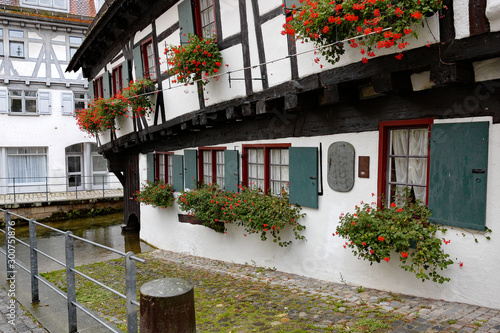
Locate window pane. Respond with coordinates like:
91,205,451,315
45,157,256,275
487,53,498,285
409,128,427,156
25,91,37,97
92,155,107,172
25,99,37,113
390,129,408,156
408,158,427,185
68,156,81,173
167,155,173,184
0,29,3,37
66,143,82,153
10,42,24,57
0,41,3,56
69,36,82,44
10,97,22,113
53,0,67,9
389,157,407,183
7,152,47,184
9,30,24,38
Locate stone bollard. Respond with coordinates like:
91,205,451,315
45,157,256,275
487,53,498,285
140,278,196,333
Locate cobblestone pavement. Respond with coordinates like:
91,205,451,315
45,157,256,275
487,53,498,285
152,250,500,333
0,188,123,205
0,285,47,333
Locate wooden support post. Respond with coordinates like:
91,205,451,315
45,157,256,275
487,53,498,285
140,278,196,333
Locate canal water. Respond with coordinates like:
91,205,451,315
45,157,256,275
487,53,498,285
3,212,155,272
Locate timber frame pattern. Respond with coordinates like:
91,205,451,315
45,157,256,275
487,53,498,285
67,0,500,223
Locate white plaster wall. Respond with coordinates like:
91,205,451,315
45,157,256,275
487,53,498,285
454,0,470,39
140,117,500,310
259,0,281,16
156,6,180,39
261,16,293,87
219,0,241,39
486,0,500,31
474,57,500,82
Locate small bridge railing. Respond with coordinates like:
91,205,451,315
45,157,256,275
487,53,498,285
0,208,144,333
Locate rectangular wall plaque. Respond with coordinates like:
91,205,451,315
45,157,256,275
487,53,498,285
358,156,370,178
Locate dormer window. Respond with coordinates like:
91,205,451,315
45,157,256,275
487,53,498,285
21,0,69,12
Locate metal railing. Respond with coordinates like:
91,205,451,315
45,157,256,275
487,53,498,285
0,175,123,204
0,208,144,333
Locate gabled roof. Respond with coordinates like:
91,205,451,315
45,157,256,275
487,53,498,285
67,0,177,79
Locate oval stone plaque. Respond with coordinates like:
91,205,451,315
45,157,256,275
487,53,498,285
328,142,355,192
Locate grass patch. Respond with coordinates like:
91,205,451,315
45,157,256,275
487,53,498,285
41,252,408,332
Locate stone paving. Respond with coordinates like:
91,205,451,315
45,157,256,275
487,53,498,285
0,188,123,205
152,250,500,333
0,285,47,333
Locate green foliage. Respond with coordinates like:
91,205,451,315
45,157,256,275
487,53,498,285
120,78,155,116
282,0,442,64
335,190,454,283
135,181,175,209
165,34,224,86
177,184,306,247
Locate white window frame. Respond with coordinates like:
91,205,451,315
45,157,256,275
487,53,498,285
20,0,69,12
9,89,39,115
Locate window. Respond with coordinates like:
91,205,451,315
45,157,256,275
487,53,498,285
178,0,218,44
69,36,82,59
91,144,108,187
112,65,123,95
94,76,104,98
8,30,25,58
378,120,432,206
21,0,69,12
199,147,225,187
155,152,174,184
243,144,291,195
74,92,87,112
7,147,47,184
9,90,37,114
0,28,3,57
195,0,217,39
142,39,156,81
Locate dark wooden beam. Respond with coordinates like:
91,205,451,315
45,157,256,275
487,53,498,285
430,63,474,86
318,85,339,105
241,102,254,117
284,93,298,110
439,0,455,42
469,0,490,36
372,72,412,94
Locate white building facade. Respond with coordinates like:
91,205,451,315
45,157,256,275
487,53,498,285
0,0,120,195
68,0,500,309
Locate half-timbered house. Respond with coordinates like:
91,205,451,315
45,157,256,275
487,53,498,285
0,0,120,195
68,0,500,308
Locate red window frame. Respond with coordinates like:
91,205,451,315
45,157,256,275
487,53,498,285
193,0,217,40
94,76,104,98
377,119,433,207
142,38,157,82
242,143,291,194
155,152,173,184
112,64,123,95
198,147,226,185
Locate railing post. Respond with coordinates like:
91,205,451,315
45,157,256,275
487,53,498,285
45,177,48,202
12,178,16,204
103,175,105,198
29,218,39,303
65,231,78,333
4,210,15,282
125,252,138,333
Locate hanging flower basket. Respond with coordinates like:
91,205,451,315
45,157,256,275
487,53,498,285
121,78,156,117
76,97,127,135
282,0,443,64
165,34,224,86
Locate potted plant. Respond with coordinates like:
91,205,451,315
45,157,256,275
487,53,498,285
177,184,306,247
335,189,454,283
165,34,224,86
135,181,175,209
121,78,156,117
282,0,443,64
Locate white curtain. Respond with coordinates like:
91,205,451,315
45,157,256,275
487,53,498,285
391,129,427,203
7,155,47,184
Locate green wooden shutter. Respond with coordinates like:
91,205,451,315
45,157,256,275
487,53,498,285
284,0,302,9
88,80,94,101
172,155,184,191
146,153,155,182
122,60,130,88
428,122,489,230
178,0,195,44
224,150,239,192
102,71,111,98
133,45,144,80
184,149,198,189
289,147,318,208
